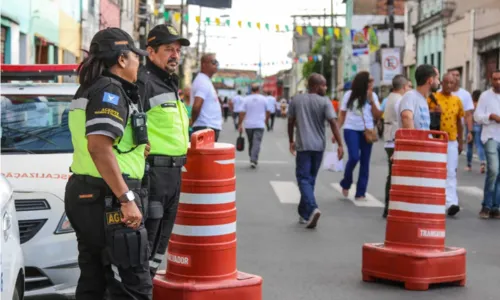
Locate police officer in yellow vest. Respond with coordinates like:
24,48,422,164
136,24,190,277
64,28,152,300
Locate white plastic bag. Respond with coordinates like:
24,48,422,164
322,143,344,172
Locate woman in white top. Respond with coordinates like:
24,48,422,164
337,72,383,199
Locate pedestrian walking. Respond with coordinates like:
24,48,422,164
287,73,344,229
337,71,382,200
465,89,486,173
427,73,464,217
265,91,277,131
449,69,474,147
382,75,412,218
399,64,439,130
223,97,230,122
230,91,243,130
474,69,500,219
136,24,191,278
64,27,152,300
238,84,270,168
191,53,222,141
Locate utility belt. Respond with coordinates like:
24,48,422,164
72,174,142,190
147,155,187,168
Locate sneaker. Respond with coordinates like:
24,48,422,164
306,209,321,229
490,209,500,219
250,162,257,169
479,207,490,219
299,217,307,224
447,205,461,217
480,163,486,174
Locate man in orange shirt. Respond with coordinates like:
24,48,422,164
427,73,464,216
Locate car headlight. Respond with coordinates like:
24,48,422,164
54,212,74,234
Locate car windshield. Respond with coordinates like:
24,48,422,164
1,94,73,154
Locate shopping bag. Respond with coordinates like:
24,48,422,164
322,143,344,172
236,132,245,152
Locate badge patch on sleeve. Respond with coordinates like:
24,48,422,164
106,211,123,225
103,92,120,105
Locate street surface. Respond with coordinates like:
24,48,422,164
160,118,498,300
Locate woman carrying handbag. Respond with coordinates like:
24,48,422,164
337,71,383,200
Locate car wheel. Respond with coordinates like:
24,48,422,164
13,286,21,300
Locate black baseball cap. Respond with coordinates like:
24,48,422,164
90,27,148,57
147,24,191,47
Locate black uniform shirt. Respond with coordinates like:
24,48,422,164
77,70,140,140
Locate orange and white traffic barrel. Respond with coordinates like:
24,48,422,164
153,129,262,300
362,129,466,291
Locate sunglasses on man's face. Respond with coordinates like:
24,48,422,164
211,59,219,66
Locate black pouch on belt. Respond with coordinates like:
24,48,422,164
104,196,150,268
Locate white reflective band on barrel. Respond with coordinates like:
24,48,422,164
394,151,447,163
391,176,446,188
172,222,236,237
180,191,235,205
389,201,446,214
214,159,235,165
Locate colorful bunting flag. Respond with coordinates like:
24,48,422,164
317,27,324,37
256,22,261,30
238,20,242,27
296,26,303,36
174,12,181,23
195,16,201,24
163,11,170,21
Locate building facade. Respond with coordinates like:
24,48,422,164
413,0,445,77
81,0,101,51
1,0,83,65
444,0,500,90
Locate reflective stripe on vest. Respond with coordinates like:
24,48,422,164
68,98,146,180
147,92,189,156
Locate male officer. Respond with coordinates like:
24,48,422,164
137,24,191,278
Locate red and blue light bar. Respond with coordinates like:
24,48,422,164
1,64,80,82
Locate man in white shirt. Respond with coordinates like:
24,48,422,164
191,53,222,141
382,74,411,218
230,91,243,130
238,84,270,168
473,69,500,219
449,69,474,147
265,92,277,131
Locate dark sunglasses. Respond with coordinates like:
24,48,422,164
211,59,219,66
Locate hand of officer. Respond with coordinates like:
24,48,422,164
144,142,151,158
121,201,142,229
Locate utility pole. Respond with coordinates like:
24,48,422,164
138,0,148,64
330,0,336,98
195,6,203,71
320,8,326,75
388,0,395,48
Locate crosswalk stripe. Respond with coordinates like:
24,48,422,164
331,183,384,207
457,186,484,198
269,181,300,204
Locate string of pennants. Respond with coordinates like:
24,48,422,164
158,10,343,38
219,55,323,69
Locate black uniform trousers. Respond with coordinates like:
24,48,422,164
144,156,183,278
65,175,152,300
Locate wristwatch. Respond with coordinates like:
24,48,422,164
118,191,135,204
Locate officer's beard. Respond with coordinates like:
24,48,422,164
166,58,179,74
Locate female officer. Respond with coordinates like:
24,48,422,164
64,28,152,300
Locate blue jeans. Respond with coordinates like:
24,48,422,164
296,151,324,220
482,139,500,210
340,129,373,198
466,125,486,165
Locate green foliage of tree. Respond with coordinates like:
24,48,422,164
302,35,342,95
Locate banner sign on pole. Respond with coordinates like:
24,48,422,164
381,48,401,85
